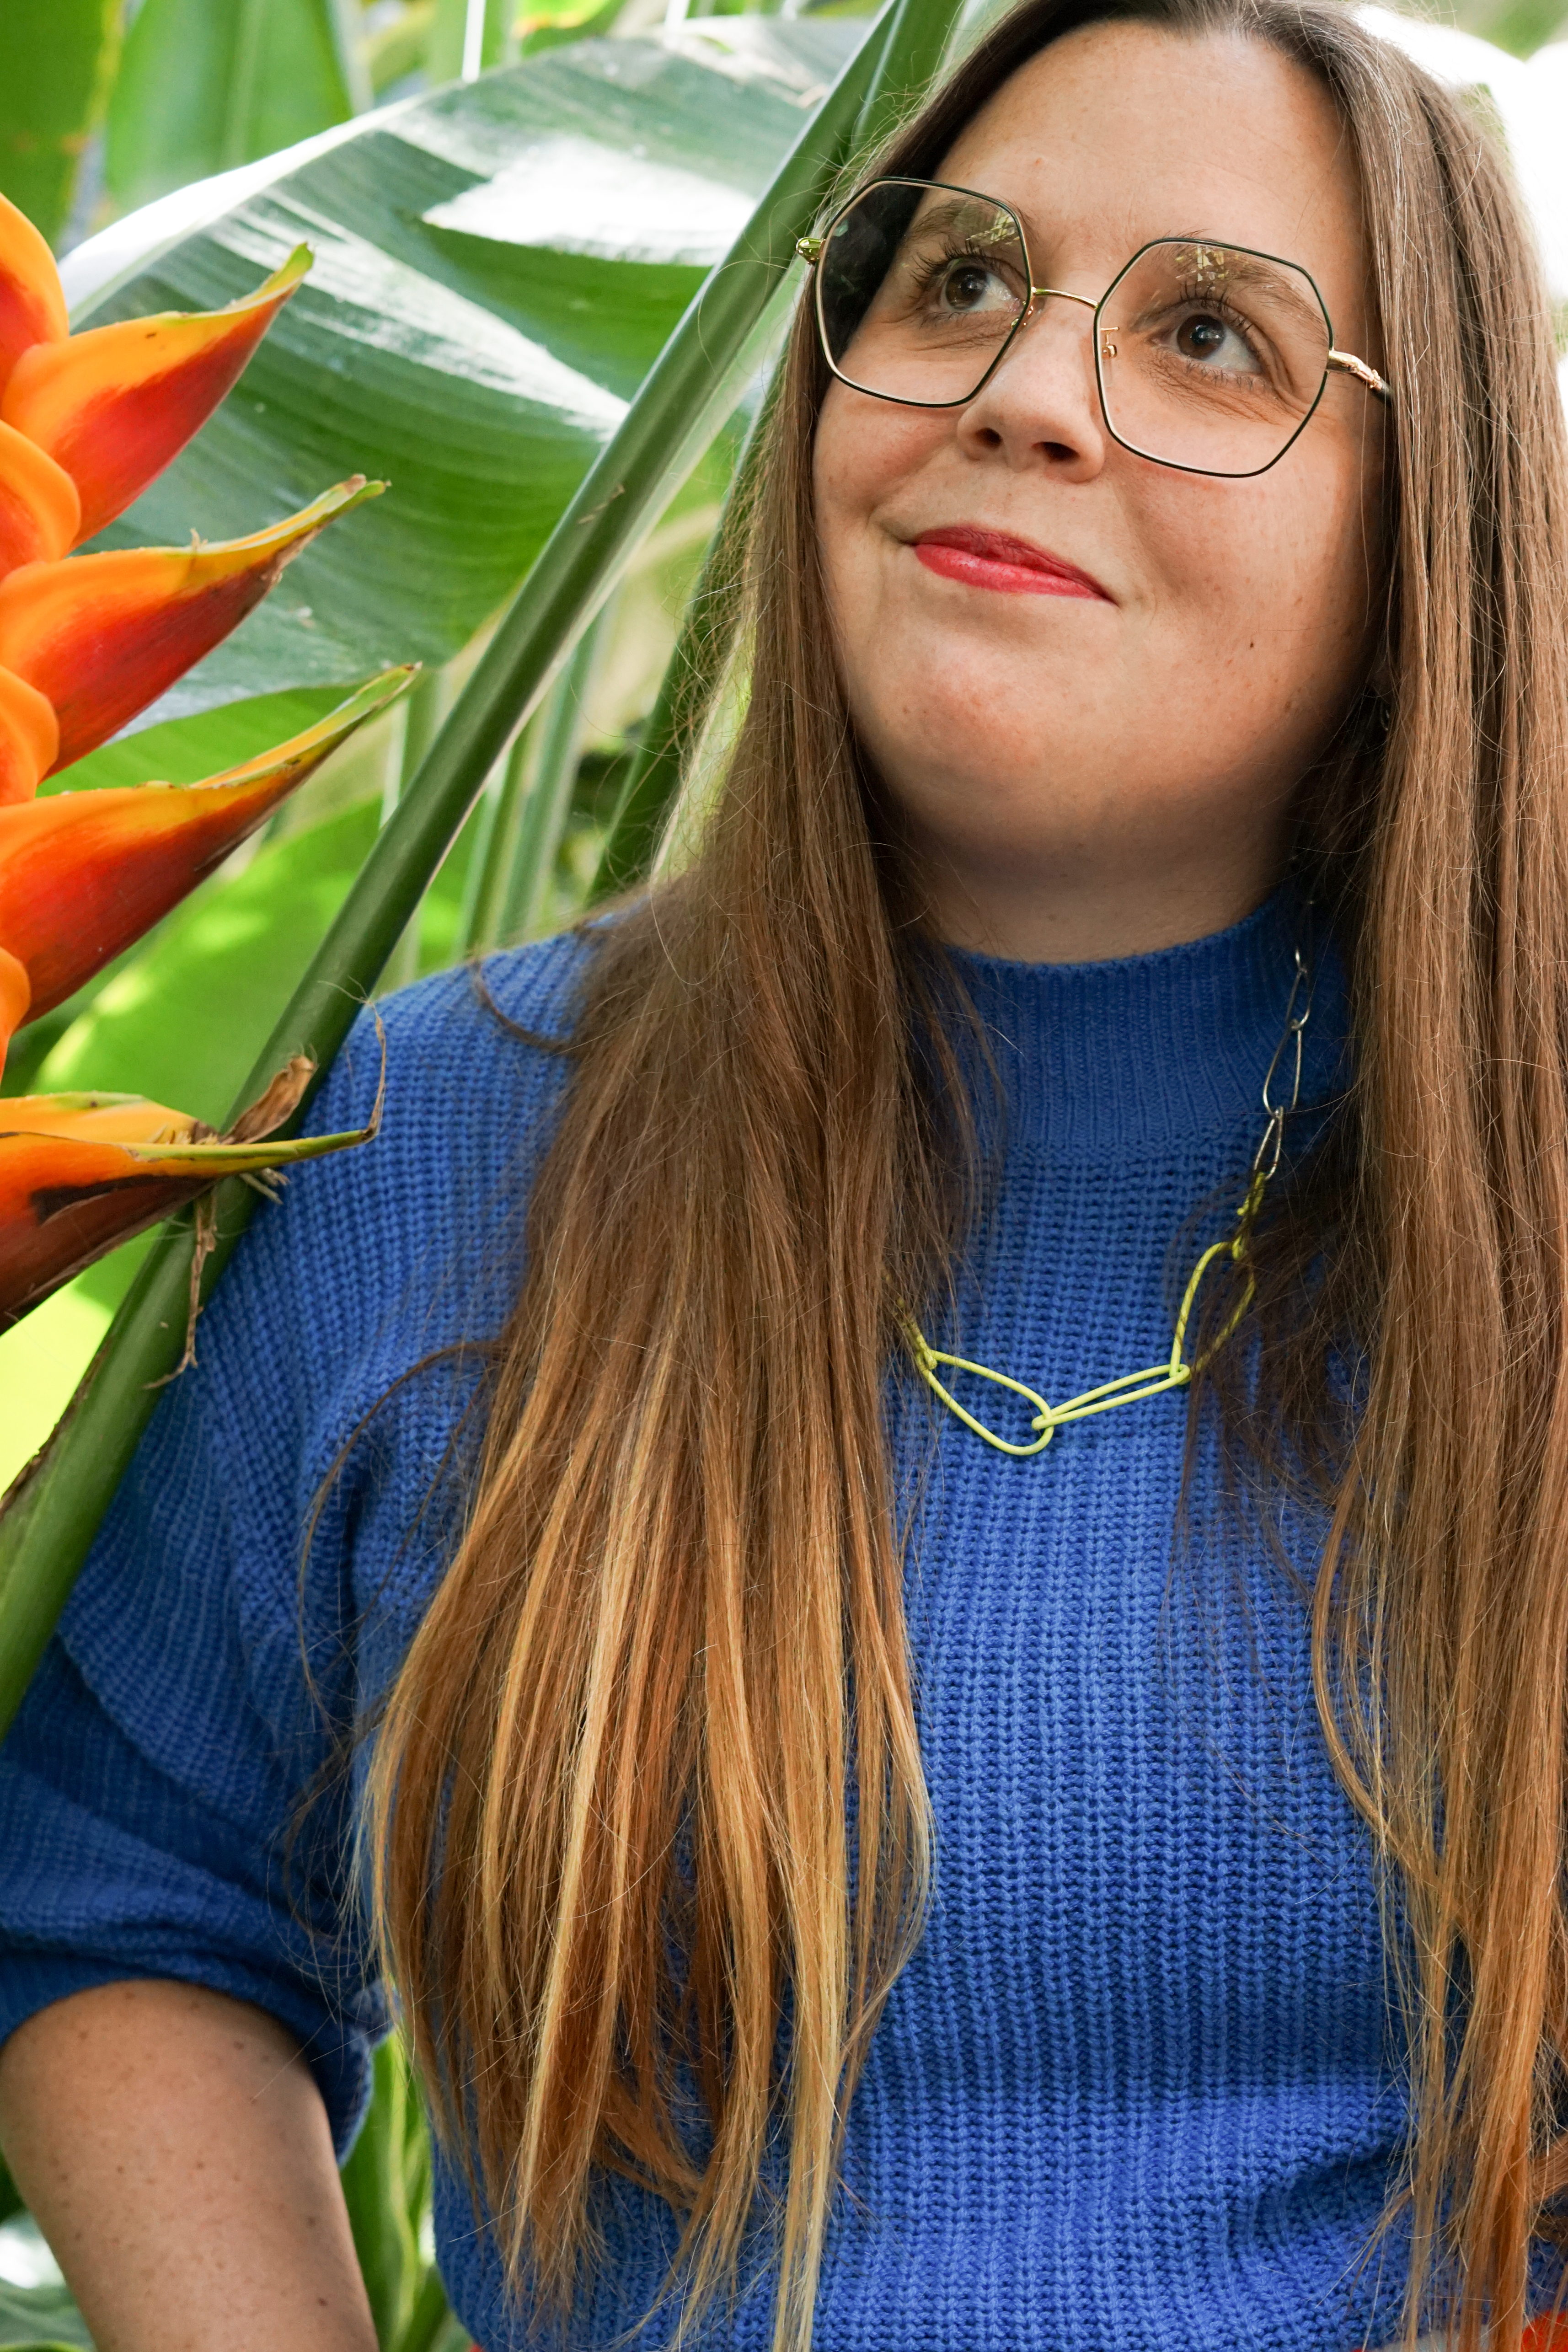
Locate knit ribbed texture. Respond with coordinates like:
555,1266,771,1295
0,892,1413,2350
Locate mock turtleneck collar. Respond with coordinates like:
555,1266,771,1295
943,884,1349,1159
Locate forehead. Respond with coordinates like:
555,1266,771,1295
935,22,1370,330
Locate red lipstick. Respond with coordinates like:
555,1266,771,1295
911,526,1111,601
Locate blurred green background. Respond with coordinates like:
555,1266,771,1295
1,0,1564,1496
0,0,1565,2341
0,0,865,1497
0,2,867,2341
5,0,1565,257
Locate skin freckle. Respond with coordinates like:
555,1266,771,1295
813,22,1384,960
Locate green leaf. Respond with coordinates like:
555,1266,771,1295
0,1274,118,1498
0,0,121,247
1448,0,1568,53
105,0,362,214
0,2273,91,2352
75,18,864,742
341,2042,420,2348
0,0,968,1742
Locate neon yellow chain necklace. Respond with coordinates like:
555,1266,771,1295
903,944,1313,1458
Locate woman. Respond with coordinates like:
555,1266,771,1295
1,0,1564,2345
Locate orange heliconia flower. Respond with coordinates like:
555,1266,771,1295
0,205,380,808
0,477,382,783
0,199,67,394
3,246,311,543
0,670,411,1065
0,666,58,807
0,419,79,573
0,1057,384,1331
0,192,402,1332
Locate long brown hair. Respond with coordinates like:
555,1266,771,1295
366,4,1568,2344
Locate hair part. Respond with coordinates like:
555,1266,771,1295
366,5,1568,2346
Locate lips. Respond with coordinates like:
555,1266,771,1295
910,525,1111,602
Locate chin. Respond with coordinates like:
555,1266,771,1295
866,646,1102,753
877,753,1082,851
866,707,1086,800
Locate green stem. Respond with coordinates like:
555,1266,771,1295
380,666,448,990
466,722,534,950
497,601,610,944
589,379,777,903
454,600,610,957
857,0,961,148
222,0,269,171
0,0,926,1740
589,0,963,902
327,0,375,112
449,735,515,959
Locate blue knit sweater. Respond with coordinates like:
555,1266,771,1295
0,891,1411,2352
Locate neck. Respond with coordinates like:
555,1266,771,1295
941,881,1344,1161
909,814,1293,966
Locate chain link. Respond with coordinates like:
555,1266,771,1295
904,940,1315,1457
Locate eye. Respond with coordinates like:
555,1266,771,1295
937,257,1015,316
1171,305,1261,372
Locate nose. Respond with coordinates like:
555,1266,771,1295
955,285,1108,476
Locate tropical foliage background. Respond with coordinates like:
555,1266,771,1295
0,0,1567,2343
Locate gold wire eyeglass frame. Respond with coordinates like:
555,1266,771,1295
796,177,1393,481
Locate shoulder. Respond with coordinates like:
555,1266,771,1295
293,926,594,1253
306,924,595,1148
192,927,597,1462
25,932,604,1880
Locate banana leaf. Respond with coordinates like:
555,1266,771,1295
0,12,865,1141
0,0,969,1734
0,14,866,1469
70,16,863,742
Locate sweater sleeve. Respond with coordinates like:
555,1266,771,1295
0,1349,384,2150
0,932,588,2155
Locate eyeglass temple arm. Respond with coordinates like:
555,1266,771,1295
1327,348,1392,403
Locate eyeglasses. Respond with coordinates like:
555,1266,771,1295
796,178,1392,480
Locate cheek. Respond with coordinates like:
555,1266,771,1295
813,387,950,595
1135,451,1376,680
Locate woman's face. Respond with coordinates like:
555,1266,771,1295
813,22,1387,960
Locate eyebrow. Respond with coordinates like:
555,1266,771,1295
997,203,1331,327
1161,240,1328,332
902,193,1020,245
